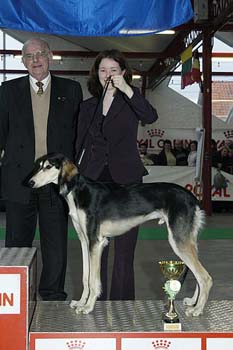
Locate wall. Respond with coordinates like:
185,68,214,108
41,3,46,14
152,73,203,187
140,78,232,152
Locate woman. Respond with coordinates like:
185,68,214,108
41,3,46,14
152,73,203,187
75,49,158,300
157,139,176,166
216,146,231,173
139,143,155,165
187,140,198,167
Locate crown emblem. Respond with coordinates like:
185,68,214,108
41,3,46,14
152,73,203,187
152,339,171,349
147,128,165,138
66,340,86,350
224,130,233,139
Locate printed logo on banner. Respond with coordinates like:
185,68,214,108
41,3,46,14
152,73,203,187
0,274,20,314
66,340,86,349
36,337,116,350
224,130,233,139
147,128,165,138
138,128,166,150
121,337,202,350
152,339,171,349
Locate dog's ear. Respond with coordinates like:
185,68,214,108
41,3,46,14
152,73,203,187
47,153,66,169
58,159,78,196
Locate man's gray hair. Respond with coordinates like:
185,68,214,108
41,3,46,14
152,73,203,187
22,37,51,56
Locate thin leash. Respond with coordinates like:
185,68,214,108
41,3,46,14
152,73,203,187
76,76,113,167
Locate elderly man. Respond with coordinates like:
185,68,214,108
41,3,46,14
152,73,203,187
0,37,83,300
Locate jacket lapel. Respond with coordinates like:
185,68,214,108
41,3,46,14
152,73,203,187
103,91,125,126
84,92,125,136
49,75,71,120
48,75,57,120
17,76,34,134
17,76,32,113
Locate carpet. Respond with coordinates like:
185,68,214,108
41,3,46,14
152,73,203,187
0,227,233,240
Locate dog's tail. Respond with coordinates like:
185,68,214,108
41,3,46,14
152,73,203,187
192,205,205,242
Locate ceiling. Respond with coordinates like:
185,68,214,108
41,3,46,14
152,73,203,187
3,28,177,72
1,0,233,89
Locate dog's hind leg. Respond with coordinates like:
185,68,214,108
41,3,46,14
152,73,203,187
78,236,109,314
183,284,199,307
174,242,212,316
167,223,212,317
70,231,90,311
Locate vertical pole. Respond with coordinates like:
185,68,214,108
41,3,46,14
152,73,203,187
2,30,6,82
141,74,147,97
202,29,213,216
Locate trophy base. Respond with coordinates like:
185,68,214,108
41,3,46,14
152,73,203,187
163,317,182,331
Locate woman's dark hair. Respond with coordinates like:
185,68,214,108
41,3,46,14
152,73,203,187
87,49,132,98
163,139,172,147
190,140,198,148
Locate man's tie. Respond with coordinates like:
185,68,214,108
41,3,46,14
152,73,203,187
36,81,44,95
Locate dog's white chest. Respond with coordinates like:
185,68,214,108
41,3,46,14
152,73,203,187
66,192,86,232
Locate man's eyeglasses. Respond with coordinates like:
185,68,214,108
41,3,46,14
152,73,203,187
23,50,49,61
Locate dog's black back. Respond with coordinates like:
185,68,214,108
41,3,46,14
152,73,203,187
71,175,201,244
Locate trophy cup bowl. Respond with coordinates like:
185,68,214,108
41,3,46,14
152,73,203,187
158,260,185,331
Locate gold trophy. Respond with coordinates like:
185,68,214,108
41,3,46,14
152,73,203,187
158,260,185,331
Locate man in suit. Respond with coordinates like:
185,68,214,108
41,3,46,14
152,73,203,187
0,37,83,300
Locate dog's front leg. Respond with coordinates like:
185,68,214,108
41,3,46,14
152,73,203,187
70,233,90,312
79,237,109,314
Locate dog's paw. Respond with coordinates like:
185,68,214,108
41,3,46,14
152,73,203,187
70,300,83,309
73,300,95,314
158,218,165,225
183,297,196,307
80,304,94,314
70,298,87,309
74,306,84,314
74,304,93,314
185,306,203,317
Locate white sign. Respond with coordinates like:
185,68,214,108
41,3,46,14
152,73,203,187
207,338,233,350
122,337,201,350
0,274,20,314
144,166,233,201
35,338,116,350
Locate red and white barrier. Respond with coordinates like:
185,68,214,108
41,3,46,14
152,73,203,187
0,248,37,350
30,332,233,350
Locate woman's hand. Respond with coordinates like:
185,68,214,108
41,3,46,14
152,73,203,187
111,75,133,98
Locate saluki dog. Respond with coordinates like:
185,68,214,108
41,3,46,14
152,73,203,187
27,153,212,315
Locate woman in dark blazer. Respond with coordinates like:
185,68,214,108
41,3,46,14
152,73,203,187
76,49,158,300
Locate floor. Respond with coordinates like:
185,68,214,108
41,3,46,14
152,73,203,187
0,211,232,302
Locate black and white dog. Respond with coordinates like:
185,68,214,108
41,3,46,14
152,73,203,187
27,153,212,315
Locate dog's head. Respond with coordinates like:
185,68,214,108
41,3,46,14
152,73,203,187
26,153,78,196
